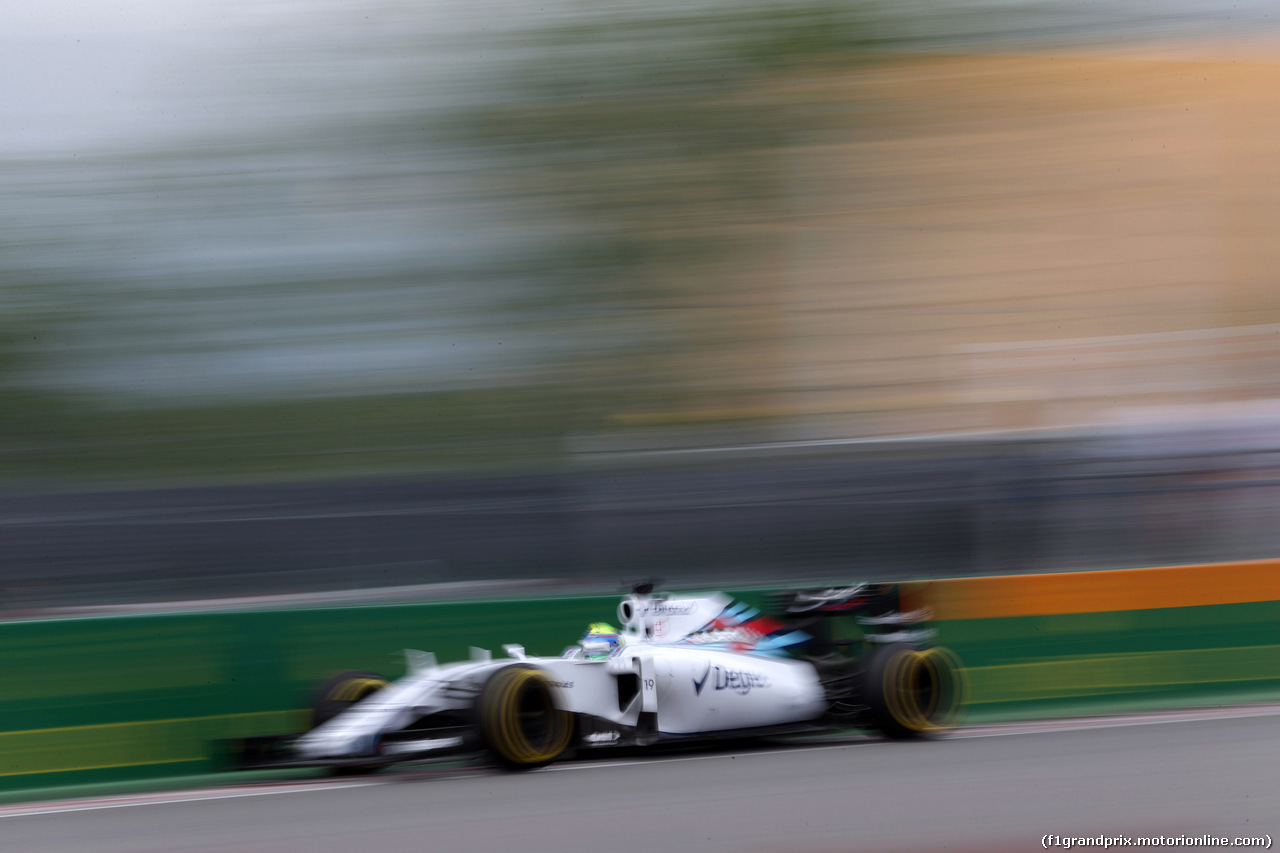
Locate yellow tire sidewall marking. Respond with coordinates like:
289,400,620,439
487,667,570,766
921,646,968,728
883,648,965,733
331,678,388,703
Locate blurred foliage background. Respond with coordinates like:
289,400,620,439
5,1,1280,606
0,1,900,485
2,0,1279,483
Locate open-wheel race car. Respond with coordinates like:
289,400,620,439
235,582,966,772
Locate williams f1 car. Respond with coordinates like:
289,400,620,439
235,583,966,772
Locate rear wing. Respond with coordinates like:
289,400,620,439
771,584,935,647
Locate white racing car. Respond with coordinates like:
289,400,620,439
236,583,966,772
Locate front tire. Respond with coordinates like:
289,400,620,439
309,670,391,775
477,664,573,770
311,670,389,729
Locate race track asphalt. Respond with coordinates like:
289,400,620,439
5,711,1276,853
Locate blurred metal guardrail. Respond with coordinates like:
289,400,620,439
3,427,1280,611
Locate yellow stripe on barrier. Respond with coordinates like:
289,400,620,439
965,644,1280,705
901,558,1280,620
0,758,201,778
0,711,300,778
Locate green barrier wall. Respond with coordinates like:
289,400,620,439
934,600,1280,722
0,595,622,791
1,580,1278,793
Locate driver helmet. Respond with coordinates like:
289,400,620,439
580,622,622,659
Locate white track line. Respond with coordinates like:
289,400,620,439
546,703,1280,771
0,781,377,820
949,703,1280,739
542,740,883,772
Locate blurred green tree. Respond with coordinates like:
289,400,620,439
451,1,879,429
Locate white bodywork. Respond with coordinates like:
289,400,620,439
294,592,828,762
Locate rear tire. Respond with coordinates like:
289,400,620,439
477,664,573,770
863,643,965,738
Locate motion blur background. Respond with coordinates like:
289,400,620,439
4,0,1280,610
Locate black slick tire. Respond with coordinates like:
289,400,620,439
863,643,965,739
311,670,389,729
476,664,573,770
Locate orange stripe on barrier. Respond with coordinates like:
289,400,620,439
901,558,1280,620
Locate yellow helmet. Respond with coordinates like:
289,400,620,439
581,623,622,659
